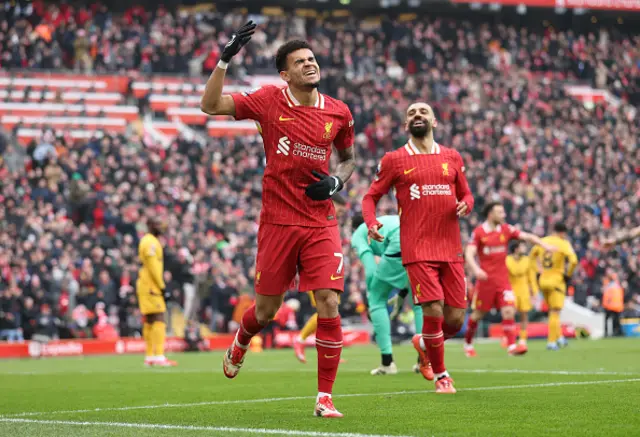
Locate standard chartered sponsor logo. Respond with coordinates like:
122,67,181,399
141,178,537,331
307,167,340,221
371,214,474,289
421,184,451,196
410,183,452,199
483,246,507,255
293,143,327,161
277,136,291,155
410,184,421,200
276,136,327,161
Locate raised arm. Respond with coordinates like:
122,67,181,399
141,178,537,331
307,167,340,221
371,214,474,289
602,225,640,250
200,21,256,116
519,232,557,253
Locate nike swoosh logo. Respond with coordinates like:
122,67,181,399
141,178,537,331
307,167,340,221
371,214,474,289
331,275,343,280
324,354,339,359
404,167,417,175
279,115,295,122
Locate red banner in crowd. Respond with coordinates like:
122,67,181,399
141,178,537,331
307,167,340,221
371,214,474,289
0,330,371,360
452,0,640,11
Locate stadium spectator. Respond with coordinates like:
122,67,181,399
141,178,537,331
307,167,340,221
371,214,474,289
0,5,637,340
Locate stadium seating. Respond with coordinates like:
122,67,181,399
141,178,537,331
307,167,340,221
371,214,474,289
0,4,637,342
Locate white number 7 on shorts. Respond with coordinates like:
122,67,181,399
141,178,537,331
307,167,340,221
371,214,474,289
334,253,344,274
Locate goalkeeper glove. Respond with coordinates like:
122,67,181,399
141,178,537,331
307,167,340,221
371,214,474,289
220,21,257,63
305,170,344,201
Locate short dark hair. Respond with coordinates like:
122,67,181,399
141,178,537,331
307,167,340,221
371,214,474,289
351,213,365,231
554,222,568,233
275,40,312,72
482,201,503,219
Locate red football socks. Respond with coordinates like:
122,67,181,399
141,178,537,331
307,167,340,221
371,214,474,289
316,316,343,394
236,305,266,347
422,315,445,374
502,319,517,347
465,318,478,345
443,322,460,341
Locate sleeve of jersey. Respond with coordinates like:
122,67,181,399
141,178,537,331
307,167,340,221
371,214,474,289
468,228,481,248
566,247,579,277
508,224,521,240
362,153,397,229
351,224,373,258
454,152,474,213
230,86,274,122
333,106,355,150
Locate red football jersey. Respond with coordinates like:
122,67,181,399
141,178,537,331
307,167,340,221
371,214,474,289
469,222,521,285
362,140,474,264
232,85,354,227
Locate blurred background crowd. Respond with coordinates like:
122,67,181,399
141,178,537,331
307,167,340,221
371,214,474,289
0,0,638,342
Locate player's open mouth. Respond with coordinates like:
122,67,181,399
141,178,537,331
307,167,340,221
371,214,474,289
304,70,318,77
412,120,425,127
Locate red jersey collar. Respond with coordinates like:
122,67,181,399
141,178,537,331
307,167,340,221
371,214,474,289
405,139,441,155
281,87,324,109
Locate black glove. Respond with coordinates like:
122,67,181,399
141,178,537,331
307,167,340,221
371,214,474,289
163,289,171,303
220,21,257,63
305,170,344,201
564,275,572,287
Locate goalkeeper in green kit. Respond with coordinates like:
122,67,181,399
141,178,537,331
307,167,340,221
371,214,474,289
351,214,426,376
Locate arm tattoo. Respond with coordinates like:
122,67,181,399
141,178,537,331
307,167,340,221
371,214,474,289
335,146,355,184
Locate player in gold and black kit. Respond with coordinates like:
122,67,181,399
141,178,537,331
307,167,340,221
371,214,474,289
137,217,177,367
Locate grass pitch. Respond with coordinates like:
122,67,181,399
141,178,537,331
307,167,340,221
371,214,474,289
0,338,638,437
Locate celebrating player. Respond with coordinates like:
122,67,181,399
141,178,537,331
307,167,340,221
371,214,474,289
362,102,474,394
137,217,177,368
200,23,355,418
350,213,425,377
464,202,554,357
506,241,539,347
529,223,578,350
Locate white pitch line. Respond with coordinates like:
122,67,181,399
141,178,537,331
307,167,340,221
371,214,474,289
1,368,636,376
0,418,415,437
2,378,639,419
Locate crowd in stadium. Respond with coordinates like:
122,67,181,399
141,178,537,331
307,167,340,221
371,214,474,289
0,2,638,341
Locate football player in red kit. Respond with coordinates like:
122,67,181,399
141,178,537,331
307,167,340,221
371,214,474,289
200,22,355,417
464,202,555,357
362,102,474,394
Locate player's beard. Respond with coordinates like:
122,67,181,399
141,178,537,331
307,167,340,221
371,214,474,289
303,80,320,89
409,120,430,138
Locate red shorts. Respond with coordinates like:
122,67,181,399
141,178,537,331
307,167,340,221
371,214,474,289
472,281,515,312
254,223,344,296
406,261,467,309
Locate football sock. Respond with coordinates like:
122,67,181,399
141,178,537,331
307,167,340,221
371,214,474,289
236,305,266,347
422,315,445,374
299,313,318,341
316,316,343,394
502,319,517,348
413,304,423,333
465,318,478,345
369,302,392,355
143,322,153,358
443,321,460,341
381,353,393,366
548,311,560,343
151,321,166,357
520,328,528,342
